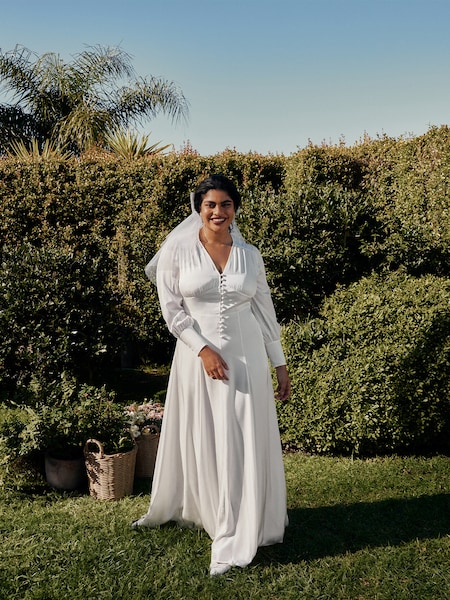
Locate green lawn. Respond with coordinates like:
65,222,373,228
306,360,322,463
1,453,449,599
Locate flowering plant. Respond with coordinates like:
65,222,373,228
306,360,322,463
125,400,164,440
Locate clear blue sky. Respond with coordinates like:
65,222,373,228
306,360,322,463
1,0,450,155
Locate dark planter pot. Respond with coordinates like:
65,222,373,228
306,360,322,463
135,426,160,479
44,452,87,491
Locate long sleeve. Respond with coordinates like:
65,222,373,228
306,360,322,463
250,249,286,368
155,241,208,356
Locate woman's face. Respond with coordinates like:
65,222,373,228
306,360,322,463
199,189,236,235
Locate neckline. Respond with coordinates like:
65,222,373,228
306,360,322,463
197,235,234,274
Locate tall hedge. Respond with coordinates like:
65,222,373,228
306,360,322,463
356,126,450,276
0,150,287,399
0,244,117,396
1,128,449,419
253,145,374,319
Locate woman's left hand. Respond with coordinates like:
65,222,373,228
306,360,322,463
275,365,291,401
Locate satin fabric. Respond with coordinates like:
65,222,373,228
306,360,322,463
136,233,288,568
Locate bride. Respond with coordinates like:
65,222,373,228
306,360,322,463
132,174,291,577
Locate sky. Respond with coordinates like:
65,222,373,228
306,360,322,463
1,0,450,156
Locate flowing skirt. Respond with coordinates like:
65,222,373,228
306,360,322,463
135,305,287,568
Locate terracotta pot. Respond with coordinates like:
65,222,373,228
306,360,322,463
45,453,87,491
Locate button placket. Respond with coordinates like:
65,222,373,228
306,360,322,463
218,273,226,337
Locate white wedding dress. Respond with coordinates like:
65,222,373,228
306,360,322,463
134,232,288,570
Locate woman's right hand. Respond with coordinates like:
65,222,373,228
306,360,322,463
199,345,229,381
275,365,291,401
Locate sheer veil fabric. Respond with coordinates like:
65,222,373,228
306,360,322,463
137,193,288,573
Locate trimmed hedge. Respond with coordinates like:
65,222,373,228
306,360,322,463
0,244,119,396
278,271,450,456
1,126,449,448
249,146,373,319
0,150,287,398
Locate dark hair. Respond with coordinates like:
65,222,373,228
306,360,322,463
193,174,241,213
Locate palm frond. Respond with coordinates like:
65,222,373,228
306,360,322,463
36,53,70,96
0,105,41,153
115,77,190,126
73,45,135,88
55,104,114,152
0,46,41,104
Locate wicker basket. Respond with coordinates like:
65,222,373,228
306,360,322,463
84,439,137,500
135,425,160,478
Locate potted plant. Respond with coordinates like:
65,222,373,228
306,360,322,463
29,400,89,491
125,400,164,478
0,373,135,493
81,387,137,500
0,374,91,490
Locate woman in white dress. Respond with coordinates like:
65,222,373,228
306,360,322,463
132,175,291,576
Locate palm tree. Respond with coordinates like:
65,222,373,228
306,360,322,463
0,44,189,155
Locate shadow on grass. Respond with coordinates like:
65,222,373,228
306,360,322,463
254,493,450,565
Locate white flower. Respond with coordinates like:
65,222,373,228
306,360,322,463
125,401,164,438
130,424,141,439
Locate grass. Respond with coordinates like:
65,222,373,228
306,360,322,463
1,368,449,598
0,453,449,599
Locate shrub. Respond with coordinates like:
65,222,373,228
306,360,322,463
261,144,376,319
358,127,450,276
239,188,370,321
1,128,449,391
0,374,134,466
0,244,119,399
278,271,450,455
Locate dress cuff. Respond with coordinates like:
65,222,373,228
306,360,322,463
265,340,286,368
179,326,209,356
